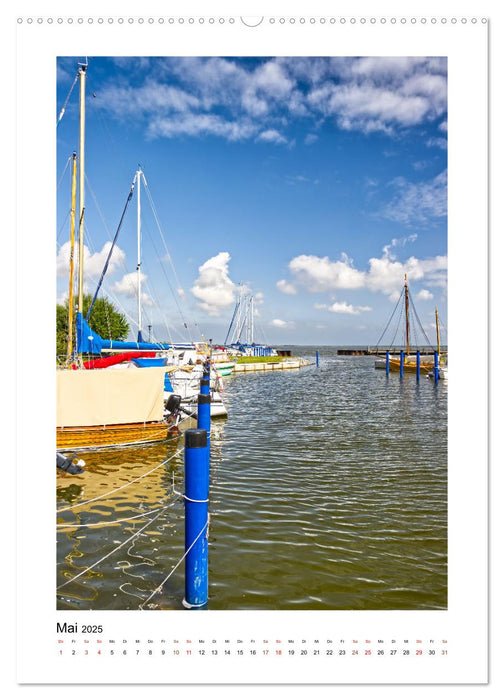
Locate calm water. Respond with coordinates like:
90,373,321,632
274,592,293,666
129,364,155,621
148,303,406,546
57,347,447,611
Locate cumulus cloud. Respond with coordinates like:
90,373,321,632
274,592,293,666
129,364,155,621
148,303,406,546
277,279,298,295
113,271,153,306
270,318,295,329
56,241,126,281
287,253,366,292
191,252,237,316
279,236,446,304
416,289,434,301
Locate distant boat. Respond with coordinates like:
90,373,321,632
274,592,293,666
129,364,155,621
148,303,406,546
374,275,446,374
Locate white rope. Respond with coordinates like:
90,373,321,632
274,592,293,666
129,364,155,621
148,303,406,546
56,500,179,591
56,447,184,514
138,516,210,610
171,473,209,503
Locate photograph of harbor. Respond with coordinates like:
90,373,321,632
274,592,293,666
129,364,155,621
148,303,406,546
56,56,447,611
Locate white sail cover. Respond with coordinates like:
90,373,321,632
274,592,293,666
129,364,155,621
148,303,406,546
56,367,166,427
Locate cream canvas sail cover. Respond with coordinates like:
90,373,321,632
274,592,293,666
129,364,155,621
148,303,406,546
57,367,166,427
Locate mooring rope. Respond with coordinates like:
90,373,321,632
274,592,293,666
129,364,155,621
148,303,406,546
171,473,209,503
56,500,180,592
56,446,184,514
138,516,210,610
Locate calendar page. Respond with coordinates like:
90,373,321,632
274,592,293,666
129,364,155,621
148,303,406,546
14,0,489,688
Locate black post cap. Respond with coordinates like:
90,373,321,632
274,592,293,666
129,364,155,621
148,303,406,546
198,393,211,405
185,429,208,449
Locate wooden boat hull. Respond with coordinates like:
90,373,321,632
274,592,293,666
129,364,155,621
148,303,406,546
56,421,171,451
375,356,444,375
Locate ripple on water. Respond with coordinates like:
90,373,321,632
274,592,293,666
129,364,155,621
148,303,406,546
57,350,447,610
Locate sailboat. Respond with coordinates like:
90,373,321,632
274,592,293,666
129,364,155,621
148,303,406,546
224,287,277,358
56,64,179,451
374,275,446,374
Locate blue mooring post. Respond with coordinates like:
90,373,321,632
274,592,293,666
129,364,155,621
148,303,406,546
183,429,209,609
416,351,420,382
316,350,319,367
434,351,439,384
386,350,390,376
400,350,404,378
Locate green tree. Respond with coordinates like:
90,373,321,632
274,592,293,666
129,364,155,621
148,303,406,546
57,294,130,361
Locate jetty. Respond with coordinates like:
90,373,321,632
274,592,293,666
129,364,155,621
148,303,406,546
337,346,448,356
233,357,312,372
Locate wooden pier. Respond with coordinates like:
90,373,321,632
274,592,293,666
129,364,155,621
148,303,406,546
337,346,448,356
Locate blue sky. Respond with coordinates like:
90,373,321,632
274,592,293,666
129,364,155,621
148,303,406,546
56,56,447,346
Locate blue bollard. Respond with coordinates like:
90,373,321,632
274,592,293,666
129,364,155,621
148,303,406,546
316,350,319,367
434,351,439,384
183,428,209,609
416,351,420,382
400,350,404,378
386,350,390,376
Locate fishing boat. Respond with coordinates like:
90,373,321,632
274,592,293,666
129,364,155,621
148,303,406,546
56,64,179,451
373,275,446,374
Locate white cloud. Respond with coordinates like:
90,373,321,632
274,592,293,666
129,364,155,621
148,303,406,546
383,170,447,225
280,237,446,304
270,318,295,329
366,253,447,299
382,234,418,259
304,133,319,145
56,240,126,281
426,136,448,150
113,271,153,306
95,81,201,118
191,252,237,317
256,129,288,145
316,301,371,315
288,253,366,292
93,57,446,144
148,113,257,141
277,279,297,295
416,289,434,301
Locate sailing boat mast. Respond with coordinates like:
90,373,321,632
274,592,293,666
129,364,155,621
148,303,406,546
77,63,87,314
136,167,143,342
250,296,254,345
66,152,78,359
404,273,410,356
435,307,441,356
